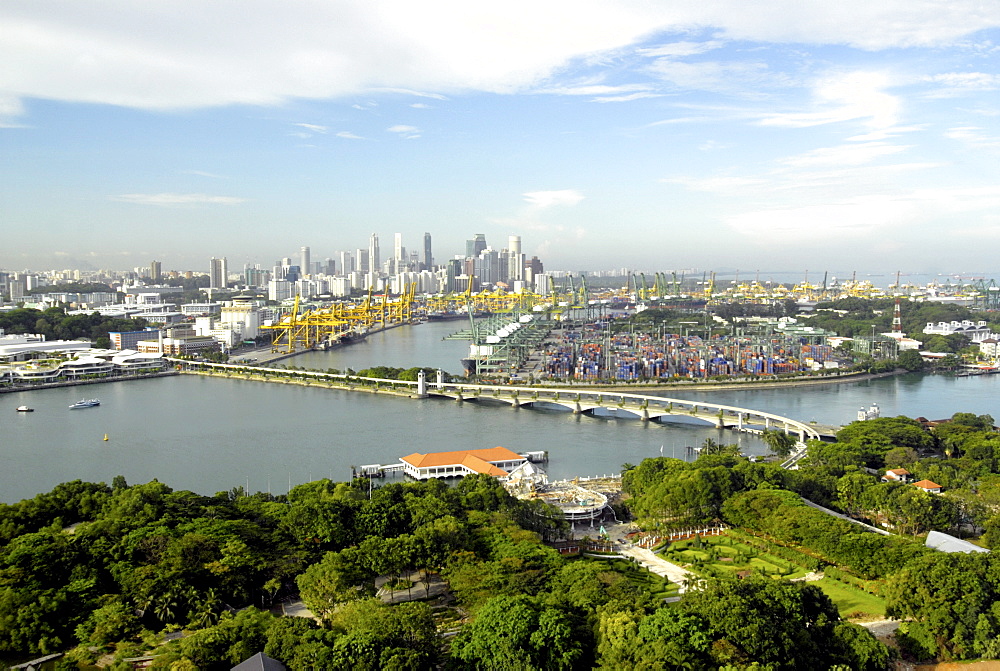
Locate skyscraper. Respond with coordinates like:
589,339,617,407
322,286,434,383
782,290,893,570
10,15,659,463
369,233,380,274
394,233,403,261
300,246,311,277
466,233,487,258
340,251,354,275
150,260,162,282
423,232,432,270
209,257,228,289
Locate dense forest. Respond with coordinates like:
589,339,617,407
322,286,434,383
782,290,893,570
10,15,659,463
3,410,1000,668
0,307,150,349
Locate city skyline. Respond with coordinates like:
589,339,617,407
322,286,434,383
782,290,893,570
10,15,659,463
2,2,999,275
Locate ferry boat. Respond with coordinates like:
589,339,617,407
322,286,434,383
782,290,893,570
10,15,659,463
16,405,33,412
69,399,101,409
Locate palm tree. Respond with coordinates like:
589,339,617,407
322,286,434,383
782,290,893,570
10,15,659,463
761,429,796,457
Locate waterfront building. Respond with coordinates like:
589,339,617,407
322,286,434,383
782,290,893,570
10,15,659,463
400,446,527,480
0,349,165,384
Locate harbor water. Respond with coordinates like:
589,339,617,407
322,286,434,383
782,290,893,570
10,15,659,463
2,320,998,504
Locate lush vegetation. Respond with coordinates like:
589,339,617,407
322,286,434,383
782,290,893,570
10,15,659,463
7,406,1000,667
0,307,150,349
623,410,1000,664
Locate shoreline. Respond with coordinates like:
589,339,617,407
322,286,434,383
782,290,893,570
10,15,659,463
0,370,179,394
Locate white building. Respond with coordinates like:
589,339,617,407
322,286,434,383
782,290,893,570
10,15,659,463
400,447,527,480
923,320,994,343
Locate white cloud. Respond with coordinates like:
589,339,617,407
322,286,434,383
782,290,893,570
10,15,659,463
726,186,1000,242
181,170,225,178
523,190,584,208
111,193,246,206
924,72,1000,98
294,123,328,134
592,92,662,103
779,141,910,168
758,71,899,129
944,125,1000,149
386,125,421,139
639,41,726,58
647,60,780,96
2,1,998,121
336,131,364,139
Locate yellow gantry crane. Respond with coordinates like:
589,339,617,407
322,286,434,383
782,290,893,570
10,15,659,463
262,283,418,353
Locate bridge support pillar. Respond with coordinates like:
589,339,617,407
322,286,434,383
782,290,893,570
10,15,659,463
573,402,582,414
764,417,771,430
416,370,428,397
436,369,444,389
641,408,650,421
455,392,463,403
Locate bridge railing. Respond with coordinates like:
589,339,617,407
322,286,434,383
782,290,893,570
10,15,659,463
174,360,819,441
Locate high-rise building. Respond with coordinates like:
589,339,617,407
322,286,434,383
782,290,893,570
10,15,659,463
300,247,311,277
340,251,354,275
369,233,380,275
394,233,404,261
209,257,228,289
423,232,432,270
508,235,521,254
466,234,487,258
150,260,162,282
356,248,369,273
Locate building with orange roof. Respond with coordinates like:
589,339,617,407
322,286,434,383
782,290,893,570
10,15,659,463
912,479,942,494
400,446,527,480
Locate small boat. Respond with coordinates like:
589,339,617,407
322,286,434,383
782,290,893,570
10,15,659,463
16,406,33,412
69,399,101,409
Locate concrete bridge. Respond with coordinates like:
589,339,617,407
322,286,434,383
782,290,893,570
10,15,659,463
417,374,821,443
176,360,823,445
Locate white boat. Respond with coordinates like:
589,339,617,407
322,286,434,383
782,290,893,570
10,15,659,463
16,405,33,412
69,399,101,409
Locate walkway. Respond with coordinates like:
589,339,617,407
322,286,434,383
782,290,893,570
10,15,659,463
618,546,695,592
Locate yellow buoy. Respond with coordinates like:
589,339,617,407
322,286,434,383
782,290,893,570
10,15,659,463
103,434,109,441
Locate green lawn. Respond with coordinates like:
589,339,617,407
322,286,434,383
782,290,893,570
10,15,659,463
812,578,886,620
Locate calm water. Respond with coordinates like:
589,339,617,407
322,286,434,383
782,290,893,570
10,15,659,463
2,320,998,504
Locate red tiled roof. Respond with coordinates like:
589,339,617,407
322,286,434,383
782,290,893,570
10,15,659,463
912,479,941,490
400,446,523,470
887,468,911,475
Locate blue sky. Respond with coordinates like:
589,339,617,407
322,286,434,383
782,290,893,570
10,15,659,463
2,1,1000,279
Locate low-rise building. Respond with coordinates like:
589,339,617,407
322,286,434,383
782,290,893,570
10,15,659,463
912,479,942,494
400,446,527,480
882,468,912,483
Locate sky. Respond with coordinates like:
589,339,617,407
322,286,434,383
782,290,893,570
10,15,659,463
2,1,1000,280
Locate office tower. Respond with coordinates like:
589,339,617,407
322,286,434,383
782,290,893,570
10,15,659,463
394,233,403,261
423,232,432,270
466,233,487,258
508,235,521,254
209,257,228,289
150,260,162,282
356,248,369,273
300,247,311,277
369,233,380,275
340,251,354,275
